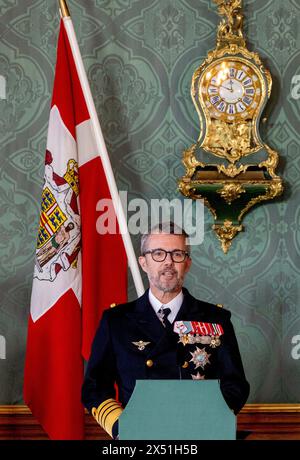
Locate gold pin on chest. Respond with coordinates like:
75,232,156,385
210,336,221,348
132,340,151,351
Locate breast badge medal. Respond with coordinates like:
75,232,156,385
132,340,151,351
173,321,223,348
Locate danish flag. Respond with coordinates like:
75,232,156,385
24,20,127,440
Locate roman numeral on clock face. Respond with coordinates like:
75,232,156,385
243,78,252,86
211,95,221,105
237,70,246,80
237,102,246,112
208,86,218,94
243,96,252,106
229,68,236,78
227,104,236,114
217,101,226,112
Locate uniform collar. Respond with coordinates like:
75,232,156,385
125,288,204,344
148,289,184,324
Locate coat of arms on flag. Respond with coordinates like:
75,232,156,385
35,150,81,281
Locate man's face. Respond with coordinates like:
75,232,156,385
138,233,192,295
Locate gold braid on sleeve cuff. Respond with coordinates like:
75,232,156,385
91,398,123,438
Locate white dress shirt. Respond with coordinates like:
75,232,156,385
149,289,184,324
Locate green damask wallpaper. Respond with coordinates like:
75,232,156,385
0,0,300,405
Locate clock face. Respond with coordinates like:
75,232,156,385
201,60,263,121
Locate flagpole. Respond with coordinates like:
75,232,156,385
58,0,144,297
59,0,70,17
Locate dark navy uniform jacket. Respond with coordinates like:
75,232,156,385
82,288,250,415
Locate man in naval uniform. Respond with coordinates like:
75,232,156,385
82,222,250,438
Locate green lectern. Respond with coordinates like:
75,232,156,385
119,380,236,440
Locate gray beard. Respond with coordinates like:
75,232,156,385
148,272,184,293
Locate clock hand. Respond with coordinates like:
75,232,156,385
221,84,233,92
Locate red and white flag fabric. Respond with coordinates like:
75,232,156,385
24,21,127,440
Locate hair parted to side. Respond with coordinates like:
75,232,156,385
140,222,190,255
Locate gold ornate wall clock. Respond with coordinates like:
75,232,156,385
178,0,283,253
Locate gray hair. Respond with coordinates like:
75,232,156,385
140,222,190,255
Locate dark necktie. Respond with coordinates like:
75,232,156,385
158,306,171,328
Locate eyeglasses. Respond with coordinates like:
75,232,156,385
143,249,190,263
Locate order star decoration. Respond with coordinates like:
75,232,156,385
189,347,211,369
